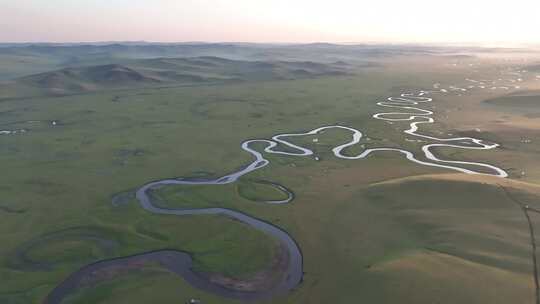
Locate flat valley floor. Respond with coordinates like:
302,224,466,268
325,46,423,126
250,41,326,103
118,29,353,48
1,44,540,303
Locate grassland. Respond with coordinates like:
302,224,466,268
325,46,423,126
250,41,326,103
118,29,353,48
1,44,540,303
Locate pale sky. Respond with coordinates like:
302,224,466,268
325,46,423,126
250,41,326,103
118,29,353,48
1,0,539,45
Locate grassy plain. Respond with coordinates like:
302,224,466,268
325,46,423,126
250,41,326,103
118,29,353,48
1,46,540,303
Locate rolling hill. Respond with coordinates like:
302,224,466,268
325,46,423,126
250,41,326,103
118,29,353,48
18,64,161,93
0,57,353,98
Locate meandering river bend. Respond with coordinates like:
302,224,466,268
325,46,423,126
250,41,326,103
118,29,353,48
43,89,508,303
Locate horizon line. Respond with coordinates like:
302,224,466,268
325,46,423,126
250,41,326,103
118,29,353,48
0,40,538,48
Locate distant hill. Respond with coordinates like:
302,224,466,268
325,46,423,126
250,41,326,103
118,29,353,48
0,42,433,80
0,57,353,98
525,64,540,72
0,42,527,82
18,64,161,93
131,56,351,81
484,90,540,108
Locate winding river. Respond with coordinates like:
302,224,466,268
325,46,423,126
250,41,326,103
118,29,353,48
43,89,508,303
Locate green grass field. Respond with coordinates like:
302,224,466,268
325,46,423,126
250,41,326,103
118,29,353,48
1,44,540,303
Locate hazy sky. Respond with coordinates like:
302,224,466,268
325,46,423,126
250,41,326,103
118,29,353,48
1,0,540,44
